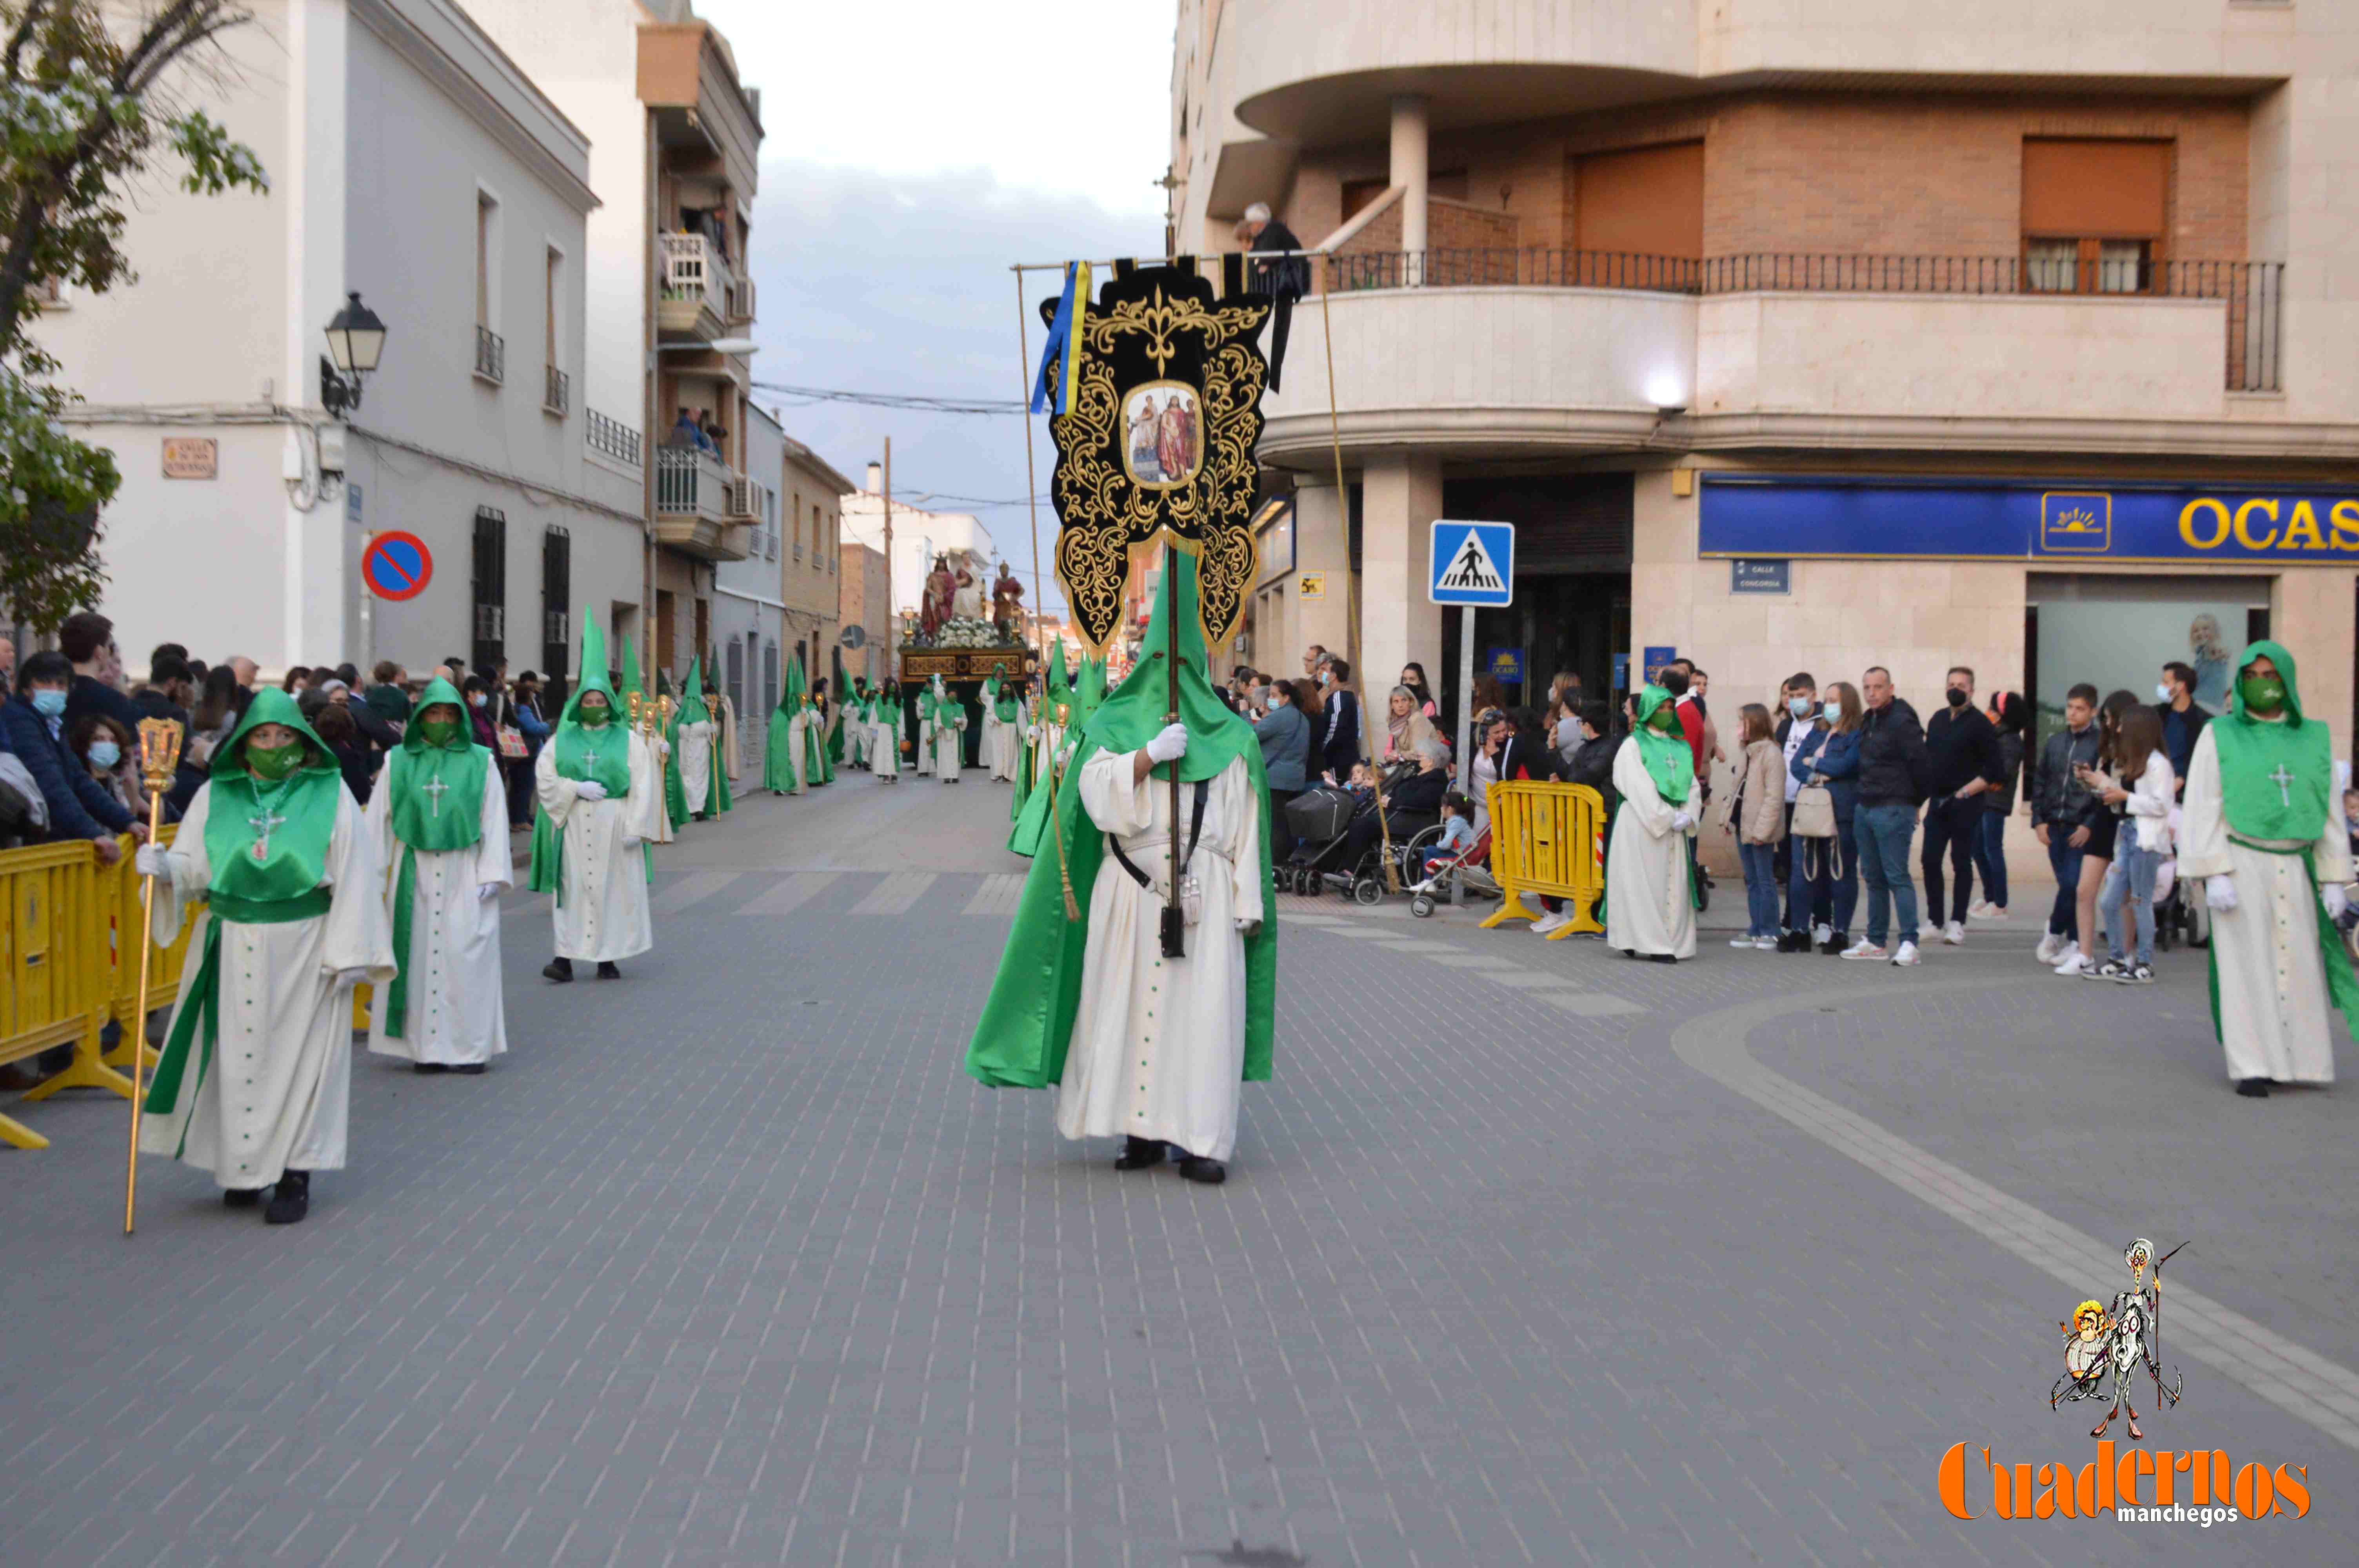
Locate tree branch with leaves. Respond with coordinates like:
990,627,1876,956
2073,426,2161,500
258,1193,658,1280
0,0,264,630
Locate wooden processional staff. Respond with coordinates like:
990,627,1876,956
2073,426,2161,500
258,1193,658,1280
123,717,182,1235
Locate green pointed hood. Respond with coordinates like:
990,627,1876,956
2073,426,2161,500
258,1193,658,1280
560,614,618,728
780,653,807,712
1046,637,1070,699
402,677,472,754
1076,551,1254,784
620,624,642,699
679,658,712,725
1073,655,1108,727
218,686,337,775
2226,639,2305,725
1630,682,1695,803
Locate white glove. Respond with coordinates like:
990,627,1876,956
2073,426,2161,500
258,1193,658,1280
1234,917,1259,935
2326,884,2350,922
2206,875,2238,913
333,967,371,988
477,883,503,904
1670,811,1696,833
135,844,171,879
621,837,643,852
1145,723,1190,765
573,780,609,802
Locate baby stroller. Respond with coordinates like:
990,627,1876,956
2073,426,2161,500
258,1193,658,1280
1283,783,1370,901
1405,821,1500,918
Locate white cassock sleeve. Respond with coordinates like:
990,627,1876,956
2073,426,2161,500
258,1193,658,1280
320,787,398,982
1612,739,1691,839
625,731,668,843
149,781,215,947
2177,726,2230,880
1229,761,1265,927
534,740,579,829
473,761,514,891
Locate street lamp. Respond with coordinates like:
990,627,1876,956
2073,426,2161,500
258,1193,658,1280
319,291,388,417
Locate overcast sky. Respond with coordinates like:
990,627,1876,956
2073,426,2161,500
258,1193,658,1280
692,1,1178,612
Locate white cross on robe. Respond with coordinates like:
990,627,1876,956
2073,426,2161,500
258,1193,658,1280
421,773,450,817
2270,762,2296,808
248,806,287,859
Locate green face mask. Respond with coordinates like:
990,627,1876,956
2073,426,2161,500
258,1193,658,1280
2240,673,2288,714
419,717,463,748
578,702,612,728
1649,706,1681,735
246,741,306,782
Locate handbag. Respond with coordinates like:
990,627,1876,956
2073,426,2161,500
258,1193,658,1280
1791,780,1836,839
496,724,529,760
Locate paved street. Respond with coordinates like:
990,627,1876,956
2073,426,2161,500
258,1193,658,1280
6,771,2358,1567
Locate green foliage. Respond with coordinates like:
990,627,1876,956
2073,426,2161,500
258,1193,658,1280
0,1,265,630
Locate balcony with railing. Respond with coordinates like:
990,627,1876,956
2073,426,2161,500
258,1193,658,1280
473,324,505,385
586,408,641,468
654,446,752,560
542,364,569,417
656,232,753,341
1259,247,2287,463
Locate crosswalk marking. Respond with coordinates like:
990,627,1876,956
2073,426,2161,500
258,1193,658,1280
853,871,936,916
735,870,840,916
652,870,743,915
964,874,1025,916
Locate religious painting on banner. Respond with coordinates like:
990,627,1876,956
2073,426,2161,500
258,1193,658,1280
1047,259,1272,655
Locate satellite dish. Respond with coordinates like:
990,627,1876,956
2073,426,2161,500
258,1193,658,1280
840,624,868,649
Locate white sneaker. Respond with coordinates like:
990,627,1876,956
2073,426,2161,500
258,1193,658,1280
2034,932,2064,964
1730,936,1759,949
2054,950,2092,977
1941,920,1965,946
1813,923,1833,946
1840,938,1888,961
1754,936,1778,950
1531,912,1569,935
1891,940,1922,967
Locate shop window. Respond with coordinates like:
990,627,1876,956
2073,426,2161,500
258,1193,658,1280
2023,573,2267,754
2021,140,2168,294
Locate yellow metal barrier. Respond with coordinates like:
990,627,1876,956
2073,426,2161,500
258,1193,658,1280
1478,781,1607,940
2,828,189,1150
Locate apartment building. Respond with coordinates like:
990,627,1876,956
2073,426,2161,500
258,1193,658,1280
468,0,765,689
33,0,643,685
1175,1,2359,761
839,542,893,691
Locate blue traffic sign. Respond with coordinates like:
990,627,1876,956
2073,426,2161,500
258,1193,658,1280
1428,520,1514,607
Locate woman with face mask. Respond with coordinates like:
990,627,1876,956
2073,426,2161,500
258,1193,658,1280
71,713,148,817
132,690,397,1225
1786,683,1865,953
362,677,512,1077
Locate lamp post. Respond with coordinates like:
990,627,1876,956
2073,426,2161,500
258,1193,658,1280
319,291,387,417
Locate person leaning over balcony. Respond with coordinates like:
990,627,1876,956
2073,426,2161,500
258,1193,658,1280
666,407,701,449
2,650,136,861
1842,666,1928,967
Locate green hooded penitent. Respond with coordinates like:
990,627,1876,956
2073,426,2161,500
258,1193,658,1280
144,688,346,1118
764,654,806,791
379,676,492,1037
803,668,834,786
1627,682,1700,912
2206,638,2359,1041
965,550,1276,1091
1073,655,1108,729
675,659,731,817
529,615,650,904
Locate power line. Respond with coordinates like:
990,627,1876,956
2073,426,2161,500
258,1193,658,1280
751,380,1027,416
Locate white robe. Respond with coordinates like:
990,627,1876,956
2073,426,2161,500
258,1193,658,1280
363,759,511,1067
535,730,666,962
1605,737,1701,959
980,705,1002,778
779,710,809,795
140,782,396,1187
2178,722,2350,1084
932,704,965,781
677,717,715,816
843,706,867,767
871,706,901,778
915,710,934,774
1057,750,1263,1161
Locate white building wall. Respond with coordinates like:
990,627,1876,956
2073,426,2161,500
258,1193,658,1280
714,405,785,743
840,493,997,628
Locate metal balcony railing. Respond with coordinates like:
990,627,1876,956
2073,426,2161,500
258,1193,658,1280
474,324,505,384
586,408,641,466
655,445,738,519
658,231,742,323
1319,249,2286,392
543,364,569,416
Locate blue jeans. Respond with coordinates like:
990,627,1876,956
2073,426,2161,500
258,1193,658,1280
1790,818,1860,940
2046,833,2086,942
1856,802,1921,947
1739,842,1780,938
2101,840,2160,965
1971,808,2009,910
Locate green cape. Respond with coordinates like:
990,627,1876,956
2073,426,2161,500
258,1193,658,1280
529,615,652,900
203,688,343,905
764,656,806,791
1631,684,1695,803
2204,638,2359,1045
967,551,1276,1090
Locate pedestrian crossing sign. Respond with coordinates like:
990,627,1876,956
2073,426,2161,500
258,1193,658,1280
1429,520,1514,606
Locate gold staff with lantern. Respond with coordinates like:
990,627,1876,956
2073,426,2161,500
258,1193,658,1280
121,717,181,1234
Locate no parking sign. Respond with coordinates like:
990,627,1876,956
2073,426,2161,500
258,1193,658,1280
362,531,433,601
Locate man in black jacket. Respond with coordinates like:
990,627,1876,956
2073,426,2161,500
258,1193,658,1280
2030,683,2105,964
1843,666,1928,965
1920,665,2002,944
2158,660,2208,800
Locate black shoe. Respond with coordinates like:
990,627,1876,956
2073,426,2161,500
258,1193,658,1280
453,1063,487,1076
411,1062,449,1075
1775,931,1803,953
265,1170,310,1225
1114,1136,1166,1171
543,958,574,983
1650,953,1678,965
223,1187,264,1209
2236,1078,2272,1098
595,961,621,980
1176,1154,1227,1185
1818,933,1847,955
